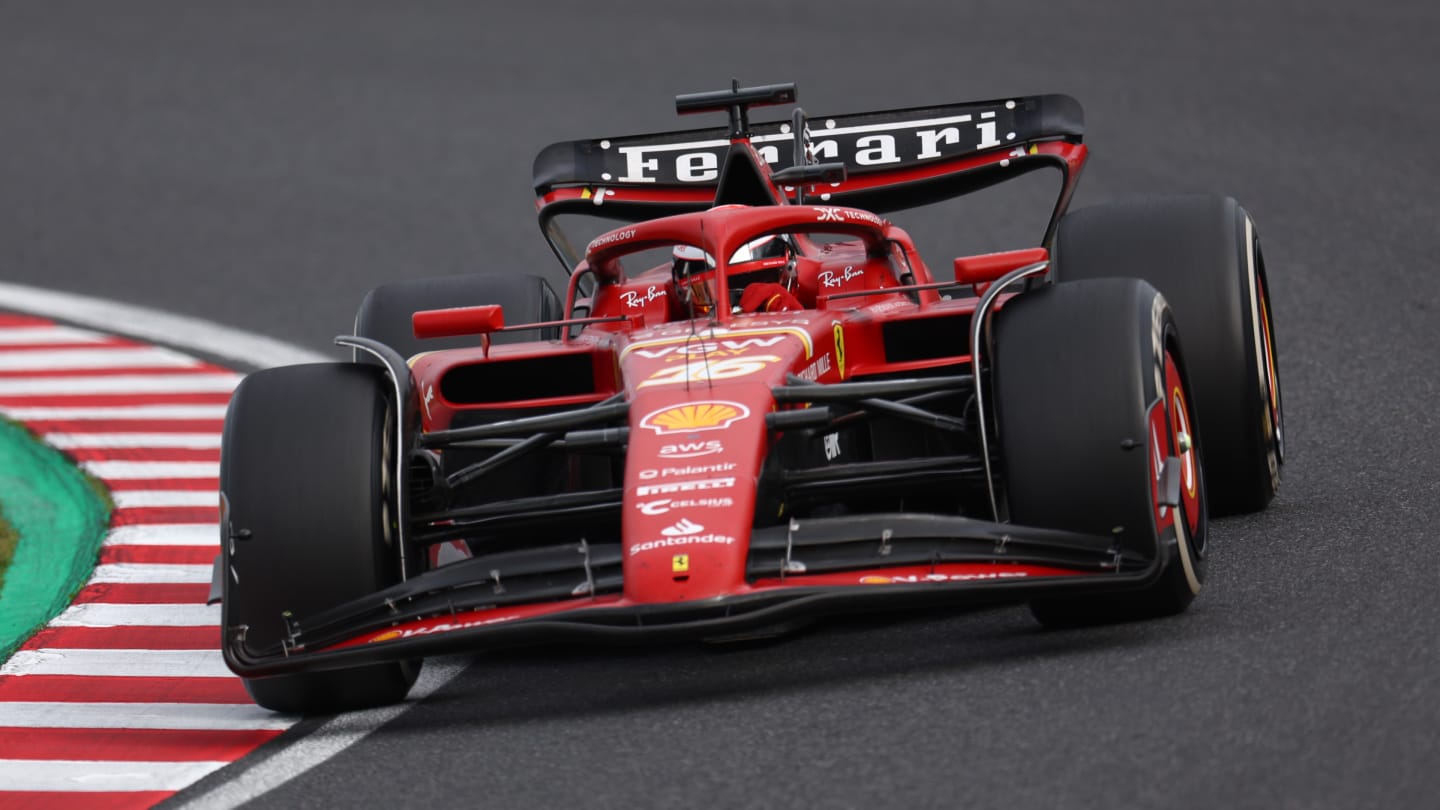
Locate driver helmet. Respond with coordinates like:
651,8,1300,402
729,234,797,295
671,244,717,316
729,234,787,264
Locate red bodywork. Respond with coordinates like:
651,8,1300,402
223,87,1170,672
340,211,1090,649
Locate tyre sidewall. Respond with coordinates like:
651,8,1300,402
221,363,395,661
995,278,1204,621
1054,194,1279,514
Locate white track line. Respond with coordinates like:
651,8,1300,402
0,759,233,792
0,325,108,345
0,281,330,367
0,346,201,371
0,702,295,730
82,461,219,479
50,603,221,627
111,490,219,508
104,524,218,546
0,404,231,420
3,649,232,678
0,373,241,396
90,564,214,584
46,432,223,449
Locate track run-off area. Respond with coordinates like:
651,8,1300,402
0,293,466,809
0,310,287,808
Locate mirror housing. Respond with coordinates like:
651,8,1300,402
412,305,505,340
953,247,1050,287
771,162,848,187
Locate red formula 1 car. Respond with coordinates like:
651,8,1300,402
215,82,1284,713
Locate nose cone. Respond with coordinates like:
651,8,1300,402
617,326,818,603
621,391,767,603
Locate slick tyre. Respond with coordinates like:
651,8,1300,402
1053,194,1283,515
354,272,562,360
220,363,418,713
993,279,1208,626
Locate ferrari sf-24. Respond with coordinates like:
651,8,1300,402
214,82,1284,713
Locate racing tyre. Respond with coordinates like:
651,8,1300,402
220,363,419,713
1053,194,1282,515
993,279,1208,626
354,272,562,360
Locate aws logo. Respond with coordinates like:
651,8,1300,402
660,440,724,458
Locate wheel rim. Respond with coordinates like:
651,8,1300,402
1165,350,1204,544
1150,347,1205,595
1256,267,1284,469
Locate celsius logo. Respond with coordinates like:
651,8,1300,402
661,519,703,536
660,440,723,458
636,497,733,516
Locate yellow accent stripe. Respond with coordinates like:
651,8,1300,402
620,327,813,360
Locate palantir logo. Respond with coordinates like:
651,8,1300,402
661,519,703,537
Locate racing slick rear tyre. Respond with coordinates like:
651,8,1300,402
1053,194,1283,516
993,278,1208,626
220,362,419,713
353,272,562,360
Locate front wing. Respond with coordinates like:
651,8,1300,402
221,512,1170,677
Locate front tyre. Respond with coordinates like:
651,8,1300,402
993,278,1208,626
220,363,418,713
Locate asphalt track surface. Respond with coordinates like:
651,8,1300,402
3,2,1438,808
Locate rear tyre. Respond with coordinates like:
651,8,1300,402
1054,194,1282,515
220,363,418,713
993,279,1208,626
354,272,562,360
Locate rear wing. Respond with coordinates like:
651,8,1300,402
533,89,1088,271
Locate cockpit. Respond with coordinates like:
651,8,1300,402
669,234,801,317
570,203,925,328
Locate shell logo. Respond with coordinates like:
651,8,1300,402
369,629,403,643
640,401,751,434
